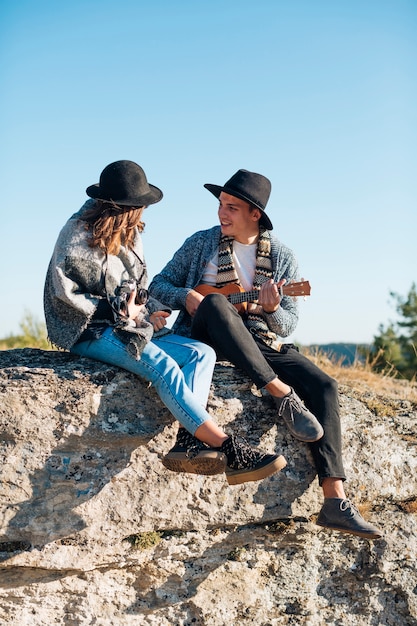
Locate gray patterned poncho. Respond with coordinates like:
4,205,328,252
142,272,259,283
44,200,169,359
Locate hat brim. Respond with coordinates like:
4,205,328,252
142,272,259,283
86,183,163,207
204,183,273,230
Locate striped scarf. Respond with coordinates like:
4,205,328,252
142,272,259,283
216,230,279,348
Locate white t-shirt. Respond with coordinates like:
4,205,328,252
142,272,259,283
202,241,257,291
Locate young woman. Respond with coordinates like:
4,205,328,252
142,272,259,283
44,160,286,486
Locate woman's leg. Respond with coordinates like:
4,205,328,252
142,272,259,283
153,333,216,407
71,328,216,436
71,328,287,483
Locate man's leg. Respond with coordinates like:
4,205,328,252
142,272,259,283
191,293,279,388
192,293,323,442
255,341,345,483
254,342,382,539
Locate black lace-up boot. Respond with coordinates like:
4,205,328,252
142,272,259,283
162,428,227,475
220,434,287,485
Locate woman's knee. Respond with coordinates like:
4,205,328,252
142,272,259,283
198,341,217,366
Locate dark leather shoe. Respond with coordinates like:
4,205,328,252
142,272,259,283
274,389,324,442
316,498,383,539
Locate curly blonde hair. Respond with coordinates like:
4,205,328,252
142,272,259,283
82,200,145,255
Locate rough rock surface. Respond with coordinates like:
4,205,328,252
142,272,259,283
0,348,416,626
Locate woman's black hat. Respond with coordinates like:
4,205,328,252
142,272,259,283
86,160,163,207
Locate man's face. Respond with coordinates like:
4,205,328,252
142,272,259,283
217,192,261,243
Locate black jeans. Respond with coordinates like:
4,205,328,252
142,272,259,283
191,293,346,484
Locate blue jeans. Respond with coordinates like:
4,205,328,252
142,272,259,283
71,328,217,435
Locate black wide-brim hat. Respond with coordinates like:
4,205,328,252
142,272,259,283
204,168,273,230
86,160,163,207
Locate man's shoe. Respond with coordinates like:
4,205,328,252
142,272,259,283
316,498,383,539
220,434,287,486
274,389,324,442
162,428,227,475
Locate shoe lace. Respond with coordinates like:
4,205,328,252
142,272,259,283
223,434,262,469
340,499,359,518
276,391,302,420
178,429,207,460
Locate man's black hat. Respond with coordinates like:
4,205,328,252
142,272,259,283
204,169,273,230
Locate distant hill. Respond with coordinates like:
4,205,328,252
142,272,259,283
305,343,371,366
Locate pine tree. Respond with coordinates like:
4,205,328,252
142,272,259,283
369,283,417,380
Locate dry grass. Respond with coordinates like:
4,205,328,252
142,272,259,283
399,497,417,514
123,531,162,550
303,348,417,405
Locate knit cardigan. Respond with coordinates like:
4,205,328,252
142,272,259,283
44,200,169,358
149,225,300,342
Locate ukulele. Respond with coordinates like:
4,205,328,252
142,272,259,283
194,280,311,314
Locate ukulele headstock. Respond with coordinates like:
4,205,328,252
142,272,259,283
279,280,311,298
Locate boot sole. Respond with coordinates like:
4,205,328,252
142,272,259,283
162,451,227,475
226,455,287,485
283,422,324,442
316,521,383,539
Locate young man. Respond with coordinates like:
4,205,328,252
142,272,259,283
150,169,382,539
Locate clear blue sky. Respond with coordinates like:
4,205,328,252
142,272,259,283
1,0,416,345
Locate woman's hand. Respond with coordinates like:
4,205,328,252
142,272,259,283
126,289,146,322
149,310,170,331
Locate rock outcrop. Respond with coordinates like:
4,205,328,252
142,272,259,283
0,348,416,626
